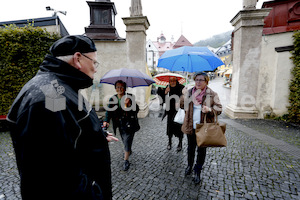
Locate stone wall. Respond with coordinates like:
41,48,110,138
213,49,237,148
226,6,295,119
257,32,294,118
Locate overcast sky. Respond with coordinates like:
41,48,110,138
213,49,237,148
0,0,265,44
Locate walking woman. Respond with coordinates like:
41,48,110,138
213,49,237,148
103,80,140,171
180,72,222,184
163,77,185,151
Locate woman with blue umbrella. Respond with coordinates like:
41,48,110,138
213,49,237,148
180,72,222,184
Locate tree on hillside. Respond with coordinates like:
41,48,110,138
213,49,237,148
194,31,232,48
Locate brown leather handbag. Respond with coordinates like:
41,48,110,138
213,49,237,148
195,111,227,147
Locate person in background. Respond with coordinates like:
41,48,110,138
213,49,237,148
103,80,140,171
7,35,118,200
180,72,222,184
163,77,185,152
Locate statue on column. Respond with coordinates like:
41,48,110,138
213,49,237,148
130,0,143,17
243,0,258,10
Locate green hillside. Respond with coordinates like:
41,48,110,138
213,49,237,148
194,30,232,48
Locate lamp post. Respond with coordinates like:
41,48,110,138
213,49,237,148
46,6,67,34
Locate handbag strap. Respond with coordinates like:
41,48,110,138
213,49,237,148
203,109,218,124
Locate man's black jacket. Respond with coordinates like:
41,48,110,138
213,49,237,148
7,55,111,200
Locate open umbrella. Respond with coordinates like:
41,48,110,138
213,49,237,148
100,68,155,88
157,46,224,72
153,72,187,88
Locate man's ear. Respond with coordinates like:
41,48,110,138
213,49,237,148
73,52,82,70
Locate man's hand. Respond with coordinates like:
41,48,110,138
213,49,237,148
106,132,118,142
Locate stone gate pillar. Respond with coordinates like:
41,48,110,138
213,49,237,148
122,16,150,118
225,8,271,119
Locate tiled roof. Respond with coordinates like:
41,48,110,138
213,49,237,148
153,41,174,56
151,34,193,57
173,35,193,49
215,39,231,57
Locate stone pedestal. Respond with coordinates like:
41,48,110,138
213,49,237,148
225,8,271,119
123,16,150,118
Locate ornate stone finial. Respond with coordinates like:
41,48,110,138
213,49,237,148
243,0,258,10
130,0,143,17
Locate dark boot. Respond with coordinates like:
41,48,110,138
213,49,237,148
123,160,130,171
192,170,201,184
185,166,192,176
177,138,183,152
167,137,172,150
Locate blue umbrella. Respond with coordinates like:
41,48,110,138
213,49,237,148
157,46,224,72
100,68,155,88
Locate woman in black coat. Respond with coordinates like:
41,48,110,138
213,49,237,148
163,77,185,151
103,80,140,171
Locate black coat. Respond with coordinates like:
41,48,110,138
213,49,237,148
162,82,185,138
7,55,111,200
104,93,140,134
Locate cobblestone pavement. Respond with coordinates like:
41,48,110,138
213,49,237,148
1,78,300,199
0,132,21,200
1,112,300,200
233,118,300,149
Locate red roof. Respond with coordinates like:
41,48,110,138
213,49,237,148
153,41,174,56
152,34,193,56
173,35,193,49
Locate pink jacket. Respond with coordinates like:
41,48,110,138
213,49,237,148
180,87,222,135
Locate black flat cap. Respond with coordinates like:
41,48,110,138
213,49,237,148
50,35,97,57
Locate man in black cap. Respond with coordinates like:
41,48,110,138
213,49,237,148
7,35,117,200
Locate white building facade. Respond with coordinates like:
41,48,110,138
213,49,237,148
146,39,159,71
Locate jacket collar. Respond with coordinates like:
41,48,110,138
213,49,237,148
38,55,93,90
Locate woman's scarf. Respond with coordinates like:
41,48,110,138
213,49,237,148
192,86,207,105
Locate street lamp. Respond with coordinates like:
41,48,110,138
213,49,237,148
46,6,67,34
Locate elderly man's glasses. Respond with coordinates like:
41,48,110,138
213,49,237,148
81,53,99,68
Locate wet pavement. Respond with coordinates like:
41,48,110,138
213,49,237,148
0,77,300,200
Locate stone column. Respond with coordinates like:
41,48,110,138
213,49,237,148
225,8,271,119
243,0,257,10
123,16,150,118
